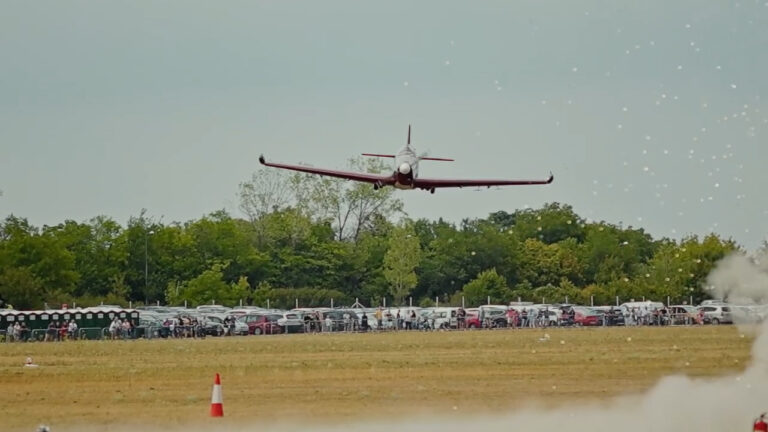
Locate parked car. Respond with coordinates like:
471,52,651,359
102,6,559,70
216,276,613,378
572,307,603,326
697,305,733,325
196,305,232,315
138,314,166,338
427,307,459,329
466,306,508,328
278,312,304,333
204,314,249,335
668,305,698,325
241,313,283,335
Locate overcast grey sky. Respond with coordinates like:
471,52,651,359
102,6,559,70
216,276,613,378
1,1,767,249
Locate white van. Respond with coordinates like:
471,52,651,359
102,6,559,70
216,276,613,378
427,307,459,329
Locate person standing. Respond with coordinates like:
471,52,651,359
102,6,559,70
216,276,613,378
375,308,383,331
457,307,466,330
67,320,78,340
360,312,369,332
13,322,22,342
45,321,56,342
404,310,412,331
529,308,538,328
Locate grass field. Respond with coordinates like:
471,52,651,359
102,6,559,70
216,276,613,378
0,326,753,431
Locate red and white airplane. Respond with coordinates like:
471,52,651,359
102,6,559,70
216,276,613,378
259,125,553,194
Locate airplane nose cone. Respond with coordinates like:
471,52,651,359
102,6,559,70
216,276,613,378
399,163,411,174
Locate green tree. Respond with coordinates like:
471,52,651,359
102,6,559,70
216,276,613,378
166,263,250,307
0,267,45,309
452,268,511,306
383,224,421,305
288,157,405,242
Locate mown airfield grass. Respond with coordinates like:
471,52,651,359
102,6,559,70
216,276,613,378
0,326,753,431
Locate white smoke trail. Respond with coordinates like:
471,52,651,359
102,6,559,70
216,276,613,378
708,251,768,306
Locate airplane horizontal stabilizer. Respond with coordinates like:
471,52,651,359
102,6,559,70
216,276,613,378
419,157,454,162
362,153,396,158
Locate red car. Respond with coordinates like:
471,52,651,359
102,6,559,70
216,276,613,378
572,307,603,326
242,313,283,335
465,311,508,328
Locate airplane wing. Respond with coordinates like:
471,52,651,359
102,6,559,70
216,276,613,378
413,173,554,190
259,155,395,185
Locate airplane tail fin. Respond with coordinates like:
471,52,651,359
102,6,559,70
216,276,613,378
408,124,411,145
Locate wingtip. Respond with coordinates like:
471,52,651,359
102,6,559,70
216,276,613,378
259,154,266,165
547,172,554,183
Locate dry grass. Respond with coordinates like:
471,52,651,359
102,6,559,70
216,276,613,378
0,326,752,431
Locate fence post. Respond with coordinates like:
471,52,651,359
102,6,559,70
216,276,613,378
383,298,387,308
331,298,334,308
267,299,270,309
615,296,619,306
295,298,299,309
590,296,594,307
487,296,490,305
129,301,132,309
436,296,439,308
565,296,569,304
184,300,187,309
462,296,465,308
409,297,412,307
690,295,693,306
517,296,521,303
667,296,670,307
240,298,243,307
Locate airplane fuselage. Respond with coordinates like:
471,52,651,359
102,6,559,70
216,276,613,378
393,144,419,189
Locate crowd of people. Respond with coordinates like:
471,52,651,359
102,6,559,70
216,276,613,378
4,320,80,342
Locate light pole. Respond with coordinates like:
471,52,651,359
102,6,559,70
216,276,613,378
145,229,155,298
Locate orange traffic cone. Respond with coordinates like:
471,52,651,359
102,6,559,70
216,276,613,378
210,373,223,417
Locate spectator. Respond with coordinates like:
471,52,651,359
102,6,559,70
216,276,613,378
507,308,518,329
45,321,56,342
121,319,132,339
528,308,538,328
457,307,466,330
13,322,22,342
58,321,67,341
360,312,368,332
404,310,412,330
109,318,121,340
67,320,78,340
375,308,383,330
228,315,236,336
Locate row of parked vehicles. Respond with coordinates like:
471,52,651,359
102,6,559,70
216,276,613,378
133,299,759,337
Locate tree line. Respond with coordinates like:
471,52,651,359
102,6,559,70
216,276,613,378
0,161,741,310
